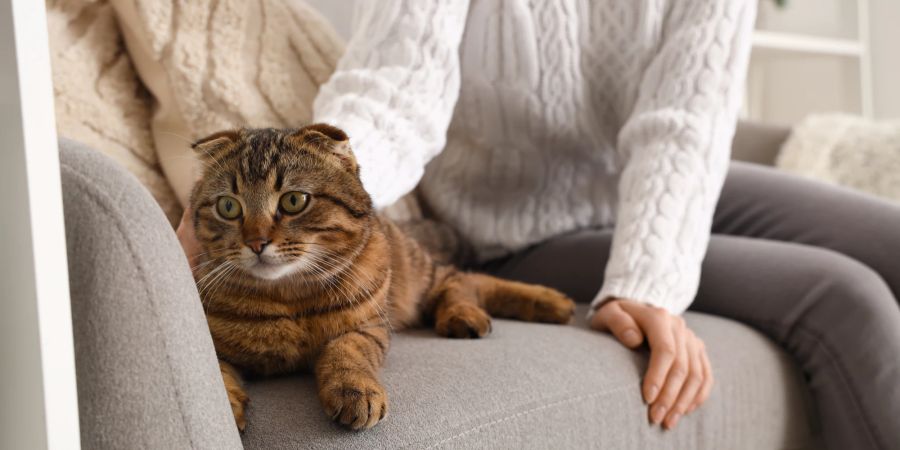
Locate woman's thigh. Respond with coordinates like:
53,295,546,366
486,230,900,449
693,235,900,449
715,161,900,297
482,228,614,304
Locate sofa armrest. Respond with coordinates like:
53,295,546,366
731,120,791,166
59,139,242,449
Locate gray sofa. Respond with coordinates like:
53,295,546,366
61,122,819,449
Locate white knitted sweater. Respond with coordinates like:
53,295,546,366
313,0,756,314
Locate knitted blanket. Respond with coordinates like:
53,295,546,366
46,0,460,262
47,0,346,226
47,0,182,224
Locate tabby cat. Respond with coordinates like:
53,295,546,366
190,125,575,431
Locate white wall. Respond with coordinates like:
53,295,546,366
870,0,900,118
0,1,80,449
307,0,355,40
745,0,899,123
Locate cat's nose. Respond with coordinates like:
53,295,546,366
245,238,271,255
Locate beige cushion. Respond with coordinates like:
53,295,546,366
109,0,344,206
47,0,181,225
777,114,900,204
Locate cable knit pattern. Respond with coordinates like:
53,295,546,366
314,0,756,314
47,0,181,225
313,1,470,208
111,0,344,206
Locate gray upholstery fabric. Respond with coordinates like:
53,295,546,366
60,135,818,449
731,120,791,166
242,306,818,449
60,139,242,450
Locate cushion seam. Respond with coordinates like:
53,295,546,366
62,162,198,449
420,384,633,449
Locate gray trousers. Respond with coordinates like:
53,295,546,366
485,161,900,450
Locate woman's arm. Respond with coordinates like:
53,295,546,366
313,0,471,208
590,0,757,430
593,0,757,315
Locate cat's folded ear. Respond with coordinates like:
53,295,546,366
290,123,358,174
192,130,240,162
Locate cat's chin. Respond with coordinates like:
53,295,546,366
245,261,299,281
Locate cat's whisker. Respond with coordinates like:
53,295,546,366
202,264,235,301
157,130,195,146
196,260,228,288
304,247,393,331
190,257,218,272
157,130,231,180
304,252,372,322
197,260,235,299
207,262,239,301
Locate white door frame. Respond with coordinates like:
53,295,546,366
0,1,81,449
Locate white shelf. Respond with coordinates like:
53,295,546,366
752,30,863,57
746,0,874,120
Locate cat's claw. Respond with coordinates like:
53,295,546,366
227,391,248,432
530,287,576,324
321,377,388,430
436,302,493,338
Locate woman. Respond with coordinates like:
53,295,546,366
181,1,900,447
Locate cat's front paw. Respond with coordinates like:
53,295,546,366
226,385,249,432
529,286,576,324
320,375,388,430
435,302,492,338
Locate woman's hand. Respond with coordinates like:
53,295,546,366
176,207,203,271
590,299,713,430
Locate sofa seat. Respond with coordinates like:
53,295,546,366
241,306,819,449
60,137,817,449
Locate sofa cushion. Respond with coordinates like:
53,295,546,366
241,306,818,449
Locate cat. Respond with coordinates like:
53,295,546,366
189,124,575,431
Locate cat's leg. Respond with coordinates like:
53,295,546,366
219,360,249,431
315,325,391,430
428,268,575,338
430,270,494,338
469,272,575,324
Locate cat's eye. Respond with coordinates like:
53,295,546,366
279,191,309,214
216,196,243,219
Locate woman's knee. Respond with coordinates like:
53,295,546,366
793,248,898,333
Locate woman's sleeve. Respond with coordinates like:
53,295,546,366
312,0,471,209
590,0,757,316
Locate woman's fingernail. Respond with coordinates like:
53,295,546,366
651,405,667,424
645,385,658,403
623,329,638,344
665,413,681,429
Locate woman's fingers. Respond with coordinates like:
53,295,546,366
176,207,202,268
664,331,705,429
649,316,689,426
590,301,645,348
689,342,714,414
595,300,714,429
619,302,676,406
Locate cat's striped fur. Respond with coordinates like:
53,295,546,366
190,125,575,431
